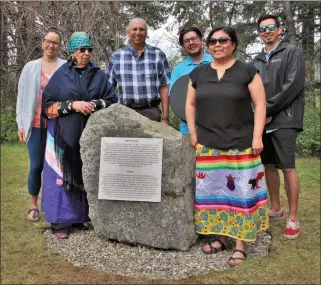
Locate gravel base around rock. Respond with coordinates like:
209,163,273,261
43,228,271,280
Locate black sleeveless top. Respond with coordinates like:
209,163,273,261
189,60,258,150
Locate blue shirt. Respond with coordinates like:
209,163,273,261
263,42,280,61
169,52,213,134
106,44,171,106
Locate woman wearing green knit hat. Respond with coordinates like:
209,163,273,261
68,32,93,67
41,32,117,239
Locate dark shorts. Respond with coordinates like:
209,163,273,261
260,128,298,169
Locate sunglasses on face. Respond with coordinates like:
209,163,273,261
78,47,93,53
208,37,232,46
259,24,277,33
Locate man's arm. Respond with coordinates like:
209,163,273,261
159,85,169,125
158,51,171,125
266,47,306,117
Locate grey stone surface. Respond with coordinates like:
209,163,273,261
43,229,272,280
79,103,198,251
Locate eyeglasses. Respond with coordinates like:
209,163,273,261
259,24,277,33
43,39,60,46
208,37,232,46
183,36,200,45
78,47,93,53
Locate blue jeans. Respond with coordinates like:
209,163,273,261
27,128,46,196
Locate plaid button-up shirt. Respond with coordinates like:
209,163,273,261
106,43,171,107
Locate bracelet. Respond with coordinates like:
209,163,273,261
89,99,106,111
57,100,74,116
161,117,169,120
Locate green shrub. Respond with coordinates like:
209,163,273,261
1,108,17,144
1,105,181,144
2,103,319,157
169,106,180,131
297,106,320,157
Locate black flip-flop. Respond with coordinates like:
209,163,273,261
27,208,40,222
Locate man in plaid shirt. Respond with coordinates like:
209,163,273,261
106,18,171,124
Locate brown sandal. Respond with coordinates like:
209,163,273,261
228,249,247,266
201,238,228,254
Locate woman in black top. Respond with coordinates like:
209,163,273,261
186,26,268,266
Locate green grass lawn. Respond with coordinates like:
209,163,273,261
1,143,320,284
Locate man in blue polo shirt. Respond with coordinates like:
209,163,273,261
170,27,213,134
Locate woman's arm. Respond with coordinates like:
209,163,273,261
248,73,266,155
16,65,27,143
185,80,197,147
45,100,94,118
44,70,117,119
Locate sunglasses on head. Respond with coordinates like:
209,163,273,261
78,47,93,53
259,24,277,33
208,37,232,46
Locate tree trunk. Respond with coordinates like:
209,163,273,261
301,2,317,106
283,1,297,45
228,1,236,27
0,1,9,103
301,3,315,63
209,2,214,29
0,2,8,72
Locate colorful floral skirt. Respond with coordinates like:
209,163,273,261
195,144,269,242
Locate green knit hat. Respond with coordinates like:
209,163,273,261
68,32,92,53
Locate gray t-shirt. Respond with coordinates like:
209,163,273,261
189,60,258,150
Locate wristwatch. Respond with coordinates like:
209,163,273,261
161,116,169,120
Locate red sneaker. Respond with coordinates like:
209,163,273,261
283,219,301,239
